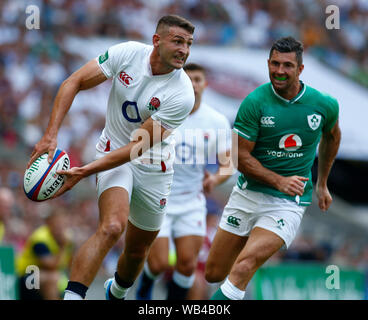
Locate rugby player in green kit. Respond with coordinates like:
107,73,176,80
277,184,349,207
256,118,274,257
205,37,341,300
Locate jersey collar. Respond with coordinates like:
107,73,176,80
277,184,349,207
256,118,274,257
271,80,306,104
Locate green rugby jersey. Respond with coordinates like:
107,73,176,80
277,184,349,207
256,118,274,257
233,81,339,206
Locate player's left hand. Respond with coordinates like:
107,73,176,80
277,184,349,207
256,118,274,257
203,171,218,194
52,167,84,199
316,183,332,211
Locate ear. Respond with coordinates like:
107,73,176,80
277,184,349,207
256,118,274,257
152,33,160,48
298,63,304,76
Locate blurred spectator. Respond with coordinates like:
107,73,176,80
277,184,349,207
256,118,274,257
0,187,15,243
16,207,75,300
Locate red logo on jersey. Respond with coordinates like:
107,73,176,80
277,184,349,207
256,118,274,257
118,71,133,87
279,134,302,151
148,97,161,111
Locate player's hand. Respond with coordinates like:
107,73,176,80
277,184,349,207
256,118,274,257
316,183,332,212
27,134,57,168
277,176,309,197
52,167,84,198
203,171,218,194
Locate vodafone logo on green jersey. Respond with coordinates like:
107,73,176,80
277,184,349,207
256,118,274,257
279,134,302,151
267,133,304,158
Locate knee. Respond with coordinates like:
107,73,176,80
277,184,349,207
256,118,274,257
149,258,169,275
99,220,125,245
231,256,257,279
176,257,197,277
205,262,227,283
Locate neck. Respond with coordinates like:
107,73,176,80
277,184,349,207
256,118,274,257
275,80,301,101
190,99,201,114
149,50,174,76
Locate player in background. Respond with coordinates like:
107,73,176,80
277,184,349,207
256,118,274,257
16,207,74,299
136,63,233,300
205,37,341,300
27,15,195,300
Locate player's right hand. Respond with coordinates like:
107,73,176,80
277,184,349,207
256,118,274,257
277,176,309,197
27,134,57,168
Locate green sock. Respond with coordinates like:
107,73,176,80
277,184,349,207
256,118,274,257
210,288,231,300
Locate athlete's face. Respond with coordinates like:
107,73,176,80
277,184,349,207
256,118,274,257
186,69,207,102
155,26,193,70
268,50,304,92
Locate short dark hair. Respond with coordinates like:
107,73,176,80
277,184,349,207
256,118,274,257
156,15,195,35
269,37,304,65
183,62,206,74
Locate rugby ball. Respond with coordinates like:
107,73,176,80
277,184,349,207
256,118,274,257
24,149,70,201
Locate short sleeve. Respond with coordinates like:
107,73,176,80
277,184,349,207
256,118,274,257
323,96,339,132
151,91,195,130
233,95,261,141
96,41,137,79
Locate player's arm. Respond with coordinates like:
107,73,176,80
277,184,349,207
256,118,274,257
28,59,108,167
316,121,341,211
235,133,308,197
53,118,170,198
203,149,233,194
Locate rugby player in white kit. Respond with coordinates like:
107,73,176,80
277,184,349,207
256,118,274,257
27,15,195,300
136,63,233,300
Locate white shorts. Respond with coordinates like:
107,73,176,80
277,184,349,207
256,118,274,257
96,150,173,232
157,193,207,238
219,186,306,248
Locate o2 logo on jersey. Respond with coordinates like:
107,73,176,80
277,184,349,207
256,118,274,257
122,101,142,123
279,134,302,151
118,71,133,87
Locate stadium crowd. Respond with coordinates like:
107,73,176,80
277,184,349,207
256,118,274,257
0,0,368,299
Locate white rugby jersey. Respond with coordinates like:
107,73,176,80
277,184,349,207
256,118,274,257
169,103,231,204
95,41,195,171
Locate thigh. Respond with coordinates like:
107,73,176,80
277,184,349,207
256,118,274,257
171,196,207,239
98,187,130,227
206,228,248,279
147,236,170,271
255,196,305,249
124,220,160,255
218,187,257,238
96,155,134,225
228,227,284,289
232,226,284,276
129,166,173,232
96,153,133,201
174,235,204,264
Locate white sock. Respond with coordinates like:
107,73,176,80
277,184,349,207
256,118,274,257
110,279,130,299
172,270,195,289
220,277,245,300
64,290,83,300
144,262,159,280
